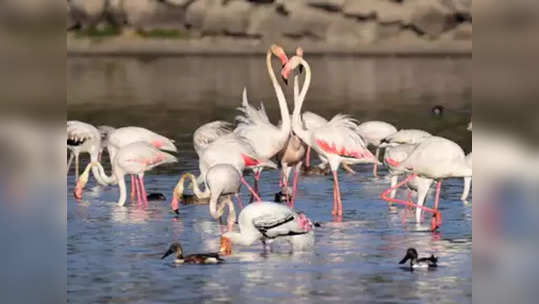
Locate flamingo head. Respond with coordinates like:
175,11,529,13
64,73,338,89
73,162,95,200
219,236,232,256
170,174,188,214
270,44,288,67
297,213,314,231
281,56,302,85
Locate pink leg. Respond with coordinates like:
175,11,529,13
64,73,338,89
139,176,149,207
290,164,301,207
431,180,443,230
332,181,337,215
282,170,290,205
305,147,311,168
236,194,244,209
135,177,143,207
241,177,262,202
130,175,136,204
333,170,343,216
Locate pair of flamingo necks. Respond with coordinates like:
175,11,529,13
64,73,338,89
130,175,149,207
280,167,301,208
380,174,443,231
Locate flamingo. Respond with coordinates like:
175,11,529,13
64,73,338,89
219,202,315,255
197,133,277,202
355,121,397,176
193,121,232,157
67,120,110,186
461,152,472,201
301,111,330,171
74,141,177,206
282,55,378,216
379,129,432,147
233,44,290,194
171,164,241,232
383,136,472,230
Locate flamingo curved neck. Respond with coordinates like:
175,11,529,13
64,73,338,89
291,58,312,146
93,161,118,185
175,173,210,199
266,49,291,140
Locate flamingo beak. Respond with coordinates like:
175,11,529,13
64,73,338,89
282,76,288,86
219,236,232,256
170,194,180,215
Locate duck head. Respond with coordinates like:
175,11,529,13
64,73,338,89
399,248,419,267
161,242,183,260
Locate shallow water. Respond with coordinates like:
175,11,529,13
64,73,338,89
67,56,472,303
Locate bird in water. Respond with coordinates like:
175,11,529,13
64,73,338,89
161,242,224,264
146,193,167,201
399,248,438,270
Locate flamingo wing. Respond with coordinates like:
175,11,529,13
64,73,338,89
67,121,99,146
117,142,177,173
193,120,232,154
252,212,308,239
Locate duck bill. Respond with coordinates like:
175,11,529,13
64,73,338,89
161,249,174,259
219,236,232,256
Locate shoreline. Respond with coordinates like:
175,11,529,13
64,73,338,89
67,35,472,58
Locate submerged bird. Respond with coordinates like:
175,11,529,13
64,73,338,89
220,202,315,255
146,192,167,201
399,248,438,270
161,242,224,264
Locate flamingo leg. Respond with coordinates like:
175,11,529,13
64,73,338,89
432,180,443,229
130,175,136,204
290,162,301,207
332,182,337,215
305,147,311,168
67,151,74,175
373,147,380,177
342,163,356,175
282,167,290,204
135,177,143,207
75,153,80,180
139,176,149,207
241,177,262,202
332,170,343,216
236,193,244,210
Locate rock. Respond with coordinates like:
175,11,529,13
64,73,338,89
202,1,254,35
68,0,106,28
185,0,215,29
284,4,334,39
123,0,187,29
307,0,346,11
343,0,411,23
326,17,376,45
407,0,457,37
376,22,402,40
452,22,472,40
107,0,127,25
164,0,194,5
247,5,289,40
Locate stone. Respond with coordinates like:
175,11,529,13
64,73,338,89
247,5,289,40
343,0,411,23
307,0,347,11
284,4,334,39
407,0,457,37
68,0,106,28
202,1,254,35
326,17,376,45
452,22,472,40
185,0,216,29
123,0,187,29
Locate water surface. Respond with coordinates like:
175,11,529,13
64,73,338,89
67,56,472,303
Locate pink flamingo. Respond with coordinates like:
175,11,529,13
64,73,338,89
301,111,328,169
67,121,102,181
74,141,177,206
355,121,397,176
282,55,378,216
234,45,290,195
382,136,471,230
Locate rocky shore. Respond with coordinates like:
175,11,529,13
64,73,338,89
67,0,472,56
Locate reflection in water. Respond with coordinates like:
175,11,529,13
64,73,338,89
67,56,471,303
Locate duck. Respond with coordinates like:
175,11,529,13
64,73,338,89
399,248,438,270
161,242,224,264
146,192,166,201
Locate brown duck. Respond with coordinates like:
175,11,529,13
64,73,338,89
161,242,224,264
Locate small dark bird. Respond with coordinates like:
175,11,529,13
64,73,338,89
274,191,288,203
302,165,330,176
432,105,444,116
146,193,166,201
399,248,438,270
161,242,224,264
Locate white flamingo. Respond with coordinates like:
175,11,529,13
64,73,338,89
234,45,290,194
379,129,432,147
282,55,378,216
74,141,177,206
193,121,232,157
220,202,315,255
301,111,328,169
67,120,111,186
355,120,397,176
386,136,472,230
171,164,241,232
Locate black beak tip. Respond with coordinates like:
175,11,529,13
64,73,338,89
173,209,179,215
283,78,288,85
